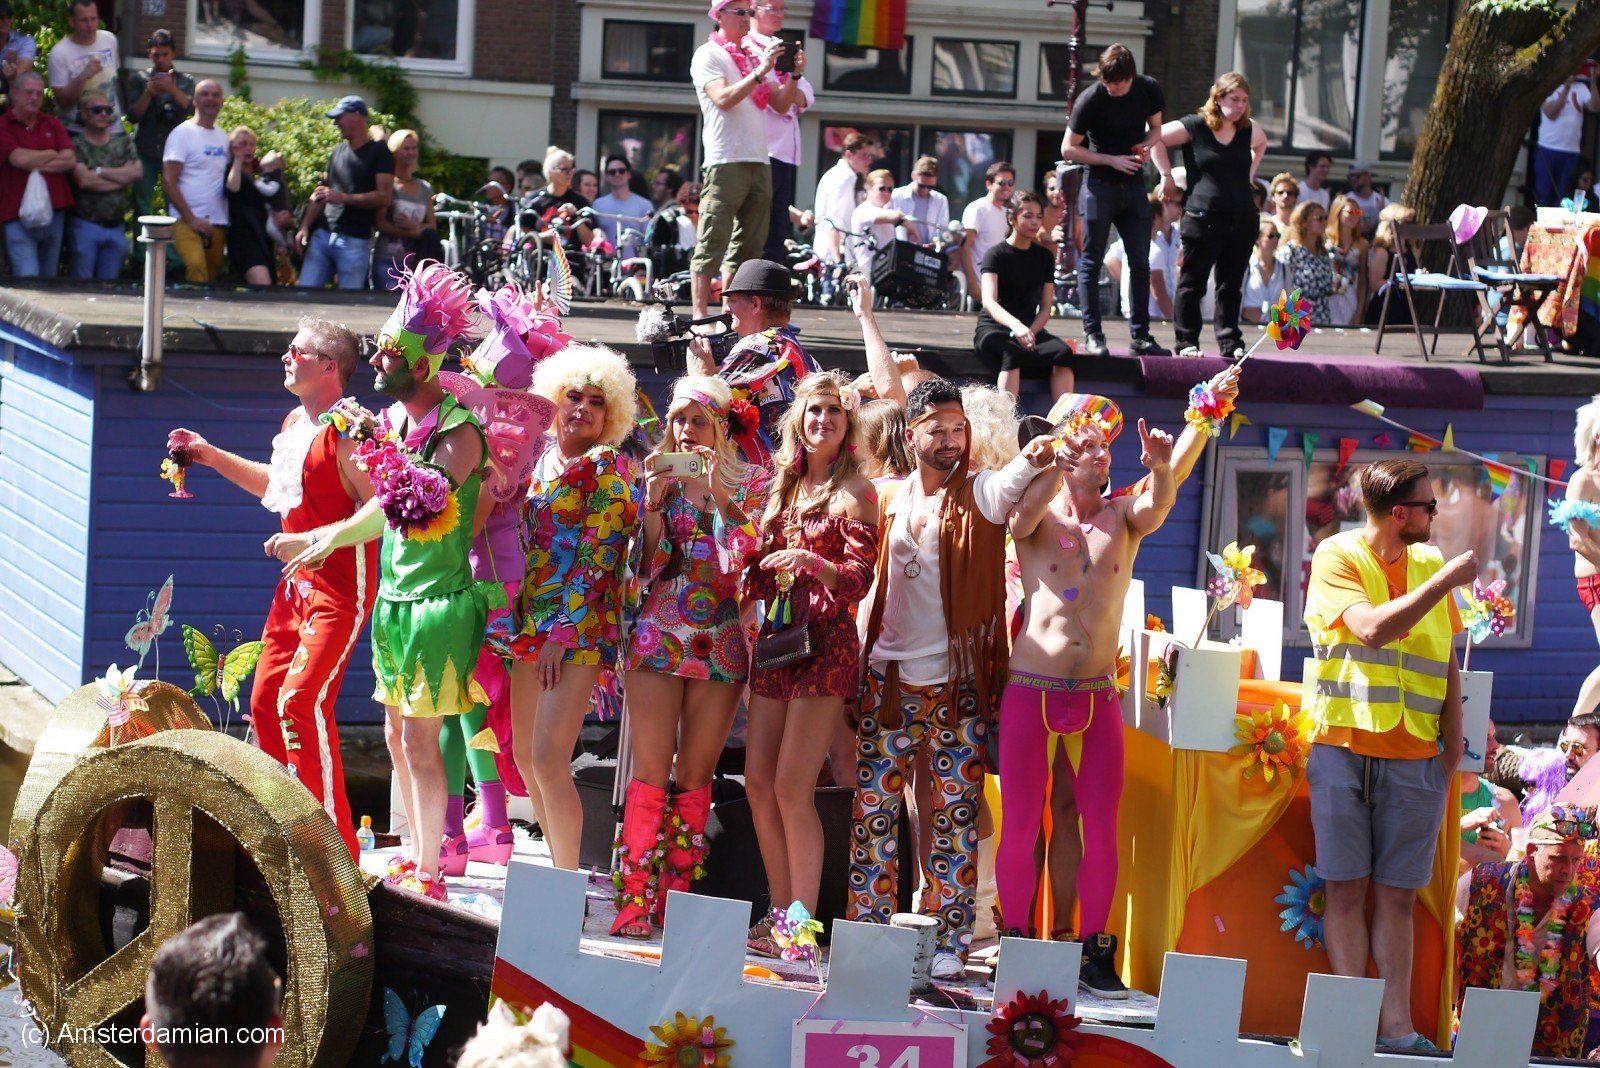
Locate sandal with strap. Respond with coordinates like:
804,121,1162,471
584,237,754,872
747,919,781,959
610,900,653,940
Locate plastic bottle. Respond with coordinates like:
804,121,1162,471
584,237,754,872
355,814,376,852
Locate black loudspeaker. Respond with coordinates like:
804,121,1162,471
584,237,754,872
574,760,622,870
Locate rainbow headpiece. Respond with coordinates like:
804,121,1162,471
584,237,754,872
1046,393,1123,443
672,376,732,422
376,260,480,381
465,282,573,389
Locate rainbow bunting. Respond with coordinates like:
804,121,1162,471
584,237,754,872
547,240,573,315
809,0,907,49
1482,455,1513,500
1407,432,1441,452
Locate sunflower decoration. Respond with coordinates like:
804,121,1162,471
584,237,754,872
1229,699,1311,784
1275,865,1326,950
1114,646,1132,698
642,1013,732,1067
980,990,1081,1067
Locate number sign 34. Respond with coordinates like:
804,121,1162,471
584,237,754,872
792,1019,968,1068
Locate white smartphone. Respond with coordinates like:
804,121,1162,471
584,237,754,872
651,452,705,478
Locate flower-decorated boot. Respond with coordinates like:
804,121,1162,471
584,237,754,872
610,779,668,939
654,783,711,926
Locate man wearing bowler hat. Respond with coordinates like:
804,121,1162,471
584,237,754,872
296,94,394,289
687,257,820,464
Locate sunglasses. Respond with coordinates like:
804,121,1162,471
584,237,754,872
86,105,115,115
993,178,1015,188
1398,498,1438,516
1546,805,1598,840
606,168,628,176
724,6,755,14
282,343,329,365
1560,739,1590,757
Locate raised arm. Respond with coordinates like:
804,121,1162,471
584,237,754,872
167,428,270,498
849,274,907,405
1125,419,1176,535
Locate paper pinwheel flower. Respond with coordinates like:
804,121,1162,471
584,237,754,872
1206,542,1267,611
1184,380,1236,439
97,663,148,730
770,900,824,966
1275,865,1327,950
1230,700,1311,784
643,1012,733,1067
1459,578,1515,642
1145,613,1166,633
1265,288,1313,350
980,990,1081,1068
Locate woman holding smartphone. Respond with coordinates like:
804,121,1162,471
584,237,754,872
612,376,767,938
743,371,879,955
509,345,641,873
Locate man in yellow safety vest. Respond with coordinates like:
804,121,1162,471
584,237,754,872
1303,458,1477,1052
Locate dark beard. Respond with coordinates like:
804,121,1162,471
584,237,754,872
375,367,418,400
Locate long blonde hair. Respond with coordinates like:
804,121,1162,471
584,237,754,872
762,371,863,535
960,384,1021,471
855,399,914,480
665,375,748,490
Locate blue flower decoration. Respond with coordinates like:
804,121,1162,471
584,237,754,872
1275,865,1326,950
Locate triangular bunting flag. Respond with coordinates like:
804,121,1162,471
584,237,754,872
1374,431,1392,448
1335,437,1359,478
1521,457,1539,476
1552,458,1569,482
1442,423,1456,452
1407,432,1441,452
1229,412,1252,440
1266,427,1288,466
1303,432,1319,472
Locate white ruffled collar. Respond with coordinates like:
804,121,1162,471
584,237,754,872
260,409,324,516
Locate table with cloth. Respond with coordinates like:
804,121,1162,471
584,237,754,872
1508,221,1600,342
1104,674,1459,1045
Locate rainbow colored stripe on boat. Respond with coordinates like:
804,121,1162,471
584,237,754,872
809,0,906,49
492,960,644,1066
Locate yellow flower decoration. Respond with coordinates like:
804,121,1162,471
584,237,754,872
1230,700,1311,784
408,490,461,542
643,1012,733,1068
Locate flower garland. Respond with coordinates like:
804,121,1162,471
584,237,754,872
642,1012,733,1067
321,398,377,441
1513,860,1578,998
662,807,708,885
1230,700,1311,784
979,990,1081,1068
354,436,460,541
1183,380,1236,439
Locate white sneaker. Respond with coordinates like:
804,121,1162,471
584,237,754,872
930,951,965,980
972,833,998,942
1177,345,1204,358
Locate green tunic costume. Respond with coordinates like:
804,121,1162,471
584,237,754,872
371,394,505,717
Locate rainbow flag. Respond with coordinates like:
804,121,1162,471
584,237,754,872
1483,458,1514,500
1407,432,1441,453
810,0,906,49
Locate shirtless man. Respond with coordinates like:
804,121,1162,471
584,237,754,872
998,395,1175,999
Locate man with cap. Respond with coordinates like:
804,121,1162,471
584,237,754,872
296,95,394,290
995,391,1175,999
1455,804,1600,1059
689,0,784,319
849,378,1057,978
686,257,820,465
1344,161,1387,241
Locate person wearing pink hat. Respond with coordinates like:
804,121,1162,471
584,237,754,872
996,390,1177,1000
689,0,784,319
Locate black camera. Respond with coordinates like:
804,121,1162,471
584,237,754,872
634,282,739,372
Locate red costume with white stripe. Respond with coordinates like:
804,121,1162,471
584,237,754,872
250,412,377,860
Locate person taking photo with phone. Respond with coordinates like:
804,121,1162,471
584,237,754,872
126,29,194,222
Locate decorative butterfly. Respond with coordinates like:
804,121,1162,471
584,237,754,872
0,844,16,907
182,625,265,711
97,663,149,730
381,988,447,1068
124,576,175,667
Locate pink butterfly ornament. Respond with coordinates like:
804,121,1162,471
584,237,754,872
0,844,16,906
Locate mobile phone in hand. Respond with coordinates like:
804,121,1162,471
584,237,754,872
775,41,796,75
650,452,706,479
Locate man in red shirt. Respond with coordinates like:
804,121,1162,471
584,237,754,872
167,319,377,859
0,70,76,276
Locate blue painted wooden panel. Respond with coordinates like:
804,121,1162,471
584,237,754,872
0,344,95,703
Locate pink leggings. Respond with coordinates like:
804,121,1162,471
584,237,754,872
995,672,1124,936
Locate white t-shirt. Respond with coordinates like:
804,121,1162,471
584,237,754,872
162,120,230,226
47,30,121,129
849,199,898,270
591,190,652,258
961,198,1009,273
1300,183,1331,211
1109,226,1178,320
1540,82,1593,153
891,183,949,243
691,40,769,166
814,159,860,256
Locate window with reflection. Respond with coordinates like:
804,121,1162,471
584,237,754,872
599,111,699,182
193,0,311,53
351,0,461,61
1038,42,1109,103
1206,447,1538,645
1232,0,1363,152
1379,0,1452,159
916,128,1014,216
823,40,914,94
931,39,1017,98
816,125,914,190
602,20,696,82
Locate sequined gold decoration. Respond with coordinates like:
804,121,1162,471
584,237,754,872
10,686,373,1068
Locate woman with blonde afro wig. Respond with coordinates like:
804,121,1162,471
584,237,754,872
510,344,642,871
1566,393,1600,722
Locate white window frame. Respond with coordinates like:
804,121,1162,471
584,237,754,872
346,0,475,76
1200,445,1542,650
186,0,322,62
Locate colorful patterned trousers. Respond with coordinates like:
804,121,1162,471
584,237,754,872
848,670,987,957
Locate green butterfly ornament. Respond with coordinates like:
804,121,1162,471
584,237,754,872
182,625,265,710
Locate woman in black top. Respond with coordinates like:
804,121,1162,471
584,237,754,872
975,189,1079,401
1151,71,1268,358
224,126,275,287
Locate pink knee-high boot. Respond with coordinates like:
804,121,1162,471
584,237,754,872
611,779,669,938
655,784,712,924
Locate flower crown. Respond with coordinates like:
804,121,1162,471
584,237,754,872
1058,412,1117,440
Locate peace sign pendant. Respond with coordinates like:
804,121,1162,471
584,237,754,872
903,559,921,579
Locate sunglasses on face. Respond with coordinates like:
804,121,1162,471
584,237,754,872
1560,739,1590,757
606,168,628,176
282,343,328,365
1398,498,1438,516
86,105,115,115
993,179,1015,188
724,6,755,15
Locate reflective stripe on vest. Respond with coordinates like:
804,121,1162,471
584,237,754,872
1305,530,1454,740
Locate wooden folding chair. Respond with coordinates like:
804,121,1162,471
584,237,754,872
1374,222,1494,362
1460,209,1562,362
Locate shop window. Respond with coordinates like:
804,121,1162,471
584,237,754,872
1233,0,1363,153
602,20,697,82
931,38,1017,99
1379,0,1454,159
350,0,467,65
599,110,700,183
916,128,1014,216
191,0,317,55
1038,42,1110,103
822,40,913,94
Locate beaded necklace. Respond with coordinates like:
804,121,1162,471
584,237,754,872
1512,861,1579,997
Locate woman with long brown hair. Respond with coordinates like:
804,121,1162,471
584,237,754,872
743,370,879,955
1150,70,1269,358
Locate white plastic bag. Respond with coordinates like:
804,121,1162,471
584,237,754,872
18,170,51,229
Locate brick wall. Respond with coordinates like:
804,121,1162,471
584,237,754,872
547,0,581,150
319,0,345,51
474,0,554,82
131,2,186,55
1143,0,1222,117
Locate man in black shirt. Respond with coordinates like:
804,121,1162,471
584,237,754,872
295,95,394,289
126,29,194,224
1064,44,1170,357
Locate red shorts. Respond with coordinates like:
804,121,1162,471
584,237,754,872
1581,575,1600,612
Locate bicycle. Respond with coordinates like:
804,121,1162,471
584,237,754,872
434,192,505,288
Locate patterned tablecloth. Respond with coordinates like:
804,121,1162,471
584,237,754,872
1512,222,1600,337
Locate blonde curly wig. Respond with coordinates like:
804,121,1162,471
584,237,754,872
532,344,638,447
960,383,1021,472
454,1003,569,1068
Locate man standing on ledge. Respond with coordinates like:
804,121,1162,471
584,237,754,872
1062,44,1170,357
1304,458,1475,1052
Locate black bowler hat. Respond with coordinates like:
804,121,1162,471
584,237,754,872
723,259,798,297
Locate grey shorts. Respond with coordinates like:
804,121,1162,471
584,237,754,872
1306,742,1450,889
